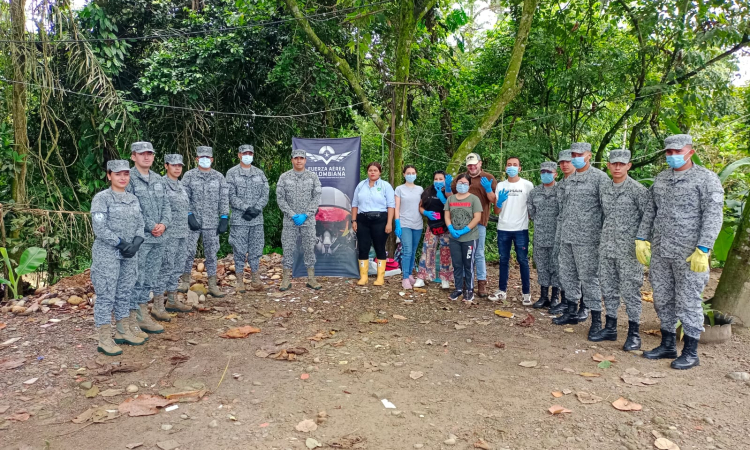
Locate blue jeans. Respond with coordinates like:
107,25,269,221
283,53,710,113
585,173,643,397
497,229,530,294
475,224,487,281
400,227,423,279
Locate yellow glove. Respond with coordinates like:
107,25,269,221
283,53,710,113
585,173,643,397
686,248,709,272
635,240,651,266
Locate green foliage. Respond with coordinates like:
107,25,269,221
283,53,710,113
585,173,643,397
0,247,47,299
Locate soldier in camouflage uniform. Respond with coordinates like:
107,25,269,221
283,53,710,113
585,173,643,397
549,150,576,315
126,142,170,336
91,160,147,356
527,161,560,310
276,149,323,291
553,142,611,339
226,144,269,293
589,149,655,350
152,154,193,322
641,134,724,370
179,146,230,298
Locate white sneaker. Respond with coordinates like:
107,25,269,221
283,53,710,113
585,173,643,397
488,290,507,302
441,279,451,290
522,293,533,306
413,278,425,288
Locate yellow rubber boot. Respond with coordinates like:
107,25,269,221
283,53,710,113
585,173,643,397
357,260,369,286
373,259,386,286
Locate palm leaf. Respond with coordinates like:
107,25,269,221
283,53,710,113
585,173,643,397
16,247,47,276
718,157,750,184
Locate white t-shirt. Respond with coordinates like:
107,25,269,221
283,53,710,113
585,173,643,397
495,178,534,231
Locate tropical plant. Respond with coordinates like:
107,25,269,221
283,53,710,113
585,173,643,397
0,246,47,300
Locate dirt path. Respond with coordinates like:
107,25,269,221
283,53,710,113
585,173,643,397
1,263,749,450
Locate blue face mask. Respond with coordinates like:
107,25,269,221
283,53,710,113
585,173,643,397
434,181,445,190
506,166,519,177
198,157,211,169
541,173,555,184
666,154,687,169
456,183,470,194
241,154,253,165
405,174,417,183
571,156,586,169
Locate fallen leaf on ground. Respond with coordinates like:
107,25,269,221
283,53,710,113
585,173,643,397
563,328,574,333
295,419,318,432
625,367,640,375
223,313,239,320
494,310,514,318
125,443,144,449
329,436,366,448
23,377,38,385
494,342,505,349
99,388,124,397
597,360,612,369
413,287,427,293
592,353,616,362
156,440,180,450
72,406,119,423
612,397,642,411
220,325,261,338
579,372,601,377
306,437,323,449
373,318,388,324
551,391,563,398
410,371,424,380
7,412,30,421
473,439,492,449
518,313,535,327
644,329,661,336
621,375,659,387
307,332,328,341
392,314,407,320
641,291,653,303
85,386,100,398
118,394,176,417
654,437,680,450
519,361,537,368
0,358,25,371
270,349,297,361
576,392,603,404
255,349,271,358
548,405,572,415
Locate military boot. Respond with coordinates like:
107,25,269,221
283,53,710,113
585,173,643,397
128,310,149,341
150,294,171,322
576,298,590,321
97,325,123,356
234,276,246,293
250,271,264,290
177,273,191,293
623,321,641,351
207,275,225,298
137,304,164,334
306,267,322,290
587,310,603,340
279,268,292,291
552,298,580,325
670,335,700,370
114,319,146,345
590,315,617,342
166,291,193,312
643,330,679,360
549,288,566,315
533,286,550,309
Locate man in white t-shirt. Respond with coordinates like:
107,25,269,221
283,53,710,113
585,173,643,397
488,156,535,305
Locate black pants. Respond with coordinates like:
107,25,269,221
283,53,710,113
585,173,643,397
356,212,388,260
449,238,477,291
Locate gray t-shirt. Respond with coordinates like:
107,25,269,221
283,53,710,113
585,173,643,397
444,193,483,242
395,184,424,230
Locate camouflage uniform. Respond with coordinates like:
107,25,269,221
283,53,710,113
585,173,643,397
156,154,191,293
91,161,145,326
182,147,230,276
527,162,560,288
276,151,322,269
126,142,172,309
599,151,655,322
226,151,269,274
557,143,610,312
647,146,724,339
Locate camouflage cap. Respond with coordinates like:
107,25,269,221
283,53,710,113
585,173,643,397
292,149,306,158
164,154,184,165
608,149,631,164
663,134,692,151
107,159,130,172
196,146,213,157
570,142,592,153
238,144,254,154
540,161,557,172
558,150,573,162
131,141,154,153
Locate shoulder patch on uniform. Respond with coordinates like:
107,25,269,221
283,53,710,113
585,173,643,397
93,212,106,222
711,192,723,202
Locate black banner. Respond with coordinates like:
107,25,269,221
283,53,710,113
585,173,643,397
292,137,361,278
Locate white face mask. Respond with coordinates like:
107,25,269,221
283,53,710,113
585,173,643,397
198,157,211,169
241,154,253,165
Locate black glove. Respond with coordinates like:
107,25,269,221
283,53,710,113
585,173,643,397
188,213,201,231
121,236,145,258
242,207,261,221
115,239,132,258
217,217,229,235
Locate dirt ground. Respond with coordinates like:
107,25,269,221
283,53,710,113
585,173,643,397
1,261,749,450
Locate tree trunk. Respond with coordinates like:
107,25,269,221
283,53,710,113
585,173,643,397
712,196,750,326
10,0,29,207
447,0,538,175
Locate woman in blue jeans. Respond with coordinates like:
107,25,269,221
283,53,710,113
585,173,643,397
394,165,424,289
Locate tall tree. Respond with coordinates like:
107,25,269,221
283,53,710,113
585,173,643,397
9,0,28,207
713,196,750,326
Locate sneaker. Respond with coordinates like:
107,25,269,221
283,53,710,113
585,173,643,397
413,278,425,288
402,279,412,289
463,290,475,303
488,290,507,302
522,293,533,306
441,279,451,290
449,290,462,301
